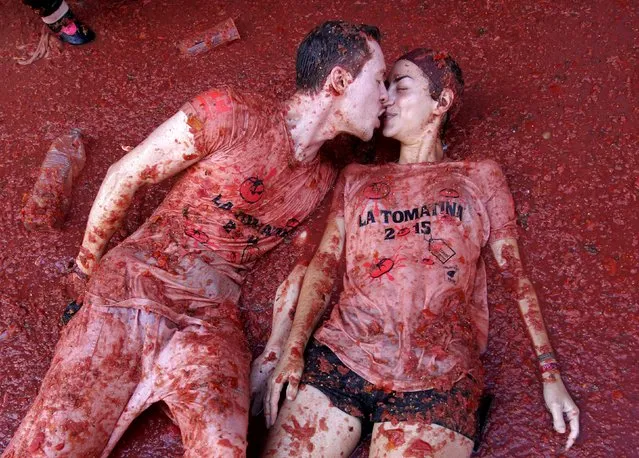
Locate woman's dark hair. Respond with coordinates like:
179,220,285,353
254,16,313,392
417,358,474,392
296,21,381,92
397,48,464,136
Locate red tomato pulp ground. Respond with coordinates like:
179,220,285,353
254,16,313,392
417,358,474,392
1,1,637,456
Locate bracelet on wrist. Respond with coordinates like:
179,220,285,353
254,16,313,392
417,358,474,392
537,352,555,362
539,361,560,373
537,352,560,374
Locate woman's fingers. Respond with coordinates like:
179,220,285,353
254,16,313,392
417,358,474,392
263,355,304,427
544,381,581,449
565,407,580,450
264,382,275,427
550,403,566,434
250,389,265,416
266,373,285,428
250,353,280,418
249,364,261,394
286,374,301,401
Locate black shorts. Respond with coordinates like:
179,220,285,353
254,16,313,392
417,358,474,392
300,339,482,440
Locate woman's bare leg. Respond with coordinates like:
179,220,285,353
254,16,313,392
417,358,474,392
263,384,361,457
370,422,473,458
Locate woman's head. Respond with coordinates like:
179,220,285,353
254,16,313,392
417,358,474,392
383,49,464,143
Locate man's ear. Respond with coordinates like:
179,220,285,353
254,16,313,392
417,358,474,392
326,66,354,95
435,88,455,115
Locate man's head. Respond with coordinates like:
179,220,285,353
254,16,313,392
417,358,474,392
296,21,388,141
296,21,381,92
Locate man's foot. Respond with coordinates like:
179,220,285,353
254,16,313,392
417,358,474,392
47,11,95,45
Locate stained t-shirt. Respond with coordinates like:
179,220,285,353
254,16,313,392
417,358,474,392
314,159,517,392
87,88,336,323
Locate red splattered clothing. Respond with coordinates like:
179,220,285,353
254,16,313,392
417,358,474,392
3,305,251,457
315,160,517,391
4,88,336,458
90,87,336,321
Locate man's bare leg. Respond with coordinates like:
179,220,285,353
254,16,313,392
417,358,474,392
370,422,473,458
263,384,361,457
147,322,252,457
2,306,145,457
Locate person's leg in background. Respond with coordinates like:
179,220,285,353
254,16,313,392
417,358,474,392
22,0,95,45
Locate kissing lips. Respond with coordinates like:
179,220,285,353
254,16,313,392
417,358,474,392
383,112,397,128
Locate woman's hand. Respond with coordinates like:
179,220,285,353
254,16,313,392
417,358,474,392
250,346,281,416
543,376,580,450
264,343,304,428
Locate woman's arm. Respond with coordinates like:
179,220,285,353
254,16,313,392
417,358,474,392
263,213,345,427
249,260,308,415
491,237,580,450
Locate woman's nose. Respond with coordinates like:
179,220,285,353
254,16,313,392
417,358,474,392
380,84,389,104
382,91,393,108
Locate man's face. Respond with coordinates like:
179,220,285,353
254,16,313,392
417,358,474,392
340,40,388,141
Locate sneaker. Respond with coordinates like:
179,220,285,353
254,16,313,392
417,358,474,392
47,10,95,45
61,300,83,325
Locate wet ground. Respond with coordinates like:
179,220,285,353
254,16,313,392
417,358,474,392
1,0,637,456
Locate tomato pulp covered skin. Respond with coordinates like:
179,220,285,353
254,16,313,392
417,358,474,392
2,1,637,457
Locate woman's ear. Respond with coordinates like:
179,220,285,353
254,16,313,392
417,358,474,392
435,88,455,115
326,66,353,95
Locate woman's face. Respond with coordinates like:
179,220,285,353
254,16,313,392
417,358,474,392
382,60,439,143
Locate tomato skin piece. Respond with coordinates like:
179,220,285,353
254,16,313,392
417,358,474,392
439,188,460,198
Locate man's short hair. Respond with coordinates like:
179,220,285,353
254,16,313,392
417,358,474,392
296,21,381,92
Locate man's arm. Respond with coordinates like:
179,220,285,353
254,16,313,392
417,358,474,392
264,214,345,427
491,237,580,450
75,110,202,275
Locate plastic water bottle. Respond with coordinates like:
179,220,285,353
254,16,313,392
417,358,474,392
20,128,86,230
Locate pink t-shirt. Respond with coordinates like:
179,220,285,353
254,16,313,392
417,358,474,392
315,159,517,391
87,88,336,322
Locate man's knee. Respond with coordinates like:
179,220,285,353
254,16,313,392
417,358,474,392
179,410,248,458
4,417,99,458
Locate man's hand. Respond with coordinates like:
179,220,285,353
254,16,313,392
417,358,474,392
63,259,89,304
250,346,281,416
543,377,580,450
264,344,304,428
